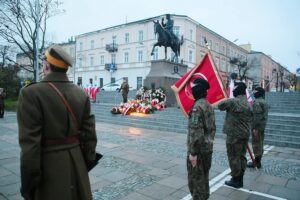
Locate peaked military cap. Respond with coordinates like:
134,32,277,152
44,44,73,69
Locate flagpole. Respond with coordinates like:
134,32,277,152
203,37,228,98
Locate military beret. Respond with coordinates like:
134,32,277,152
45,44,73,69
192,78,210,90
254,87,265,94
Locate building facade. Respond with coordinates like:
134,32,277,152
15,14,292,91
247,50,291,91
74,14,248,89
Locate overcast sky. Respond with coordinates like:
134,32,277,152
47,0,300,73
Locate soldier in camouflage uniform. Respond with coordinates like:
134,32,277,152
218,82,252,188
17,45,97,200
247,87,268,168
187,78,216,200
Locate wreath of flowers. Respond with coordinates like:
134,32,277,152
111,87,166,115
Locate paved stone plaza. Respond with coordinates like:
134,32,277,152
0,111,300,200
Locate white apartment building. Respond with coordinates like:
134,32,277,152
74,14,249,89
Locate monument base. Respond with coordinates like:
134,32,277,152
144,60,188,107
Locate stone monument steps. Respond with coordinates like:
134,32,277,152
93,104,299,126
93,110,299,132
93,105,299,136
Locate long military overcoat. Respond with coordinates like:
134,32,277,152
17,72,97,200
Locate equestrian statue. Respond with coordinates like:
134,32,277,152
151,14,184,62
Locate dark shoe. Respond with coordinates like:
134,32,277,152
247,161,262,168
247,158,262,168
225,177,243,188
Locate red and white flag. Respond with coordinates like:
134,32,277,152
171,52,228,117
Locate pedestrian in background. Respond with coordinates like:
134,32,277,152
218,82,253,188
0,88,5,118
119,78,129,103
187,78,216,200
247,87,268,168
17,44,97,200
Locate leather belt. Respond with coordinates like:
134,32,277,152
42,134,80,146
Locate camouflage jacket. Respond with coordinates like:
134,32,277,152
253,97,268,131
187,98,216,155
218,95,253,143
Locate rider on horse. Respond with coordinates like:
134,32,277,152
162,14,177,46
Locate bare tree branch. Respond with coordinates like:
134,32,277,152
0,0,64,80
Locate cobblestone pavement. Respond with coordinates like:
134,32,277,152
0,112,300,200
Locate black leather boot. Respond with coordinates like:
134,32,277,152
255,156,262,168
225,176,243,188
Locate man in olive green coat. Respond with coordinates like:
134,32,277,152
247,87,268,168
17,45,97,200
218,82,252,188
187,78,216,200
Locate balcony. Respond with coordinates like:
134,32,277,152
105,63,117,71
105,43,118,52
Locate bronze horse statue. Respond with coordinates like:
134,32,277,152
150,20,183,62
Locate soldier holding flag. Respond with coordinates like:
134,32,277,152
247,87,268,168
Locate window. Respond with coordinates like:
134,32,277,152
222,46,225,54
77,77,82,86
208,40,212,49
189,29,193,41
221,59,225,70
138,50,143,62
100,55,104,65
137,77,143,89
91,40,94,49
112,36,117,44
138,30,143,42
214,43,219,52
111,77,115,84
215,56,220,68
111,54,116,64
89,78,93,85
125,33,129,44
200,52,205,59
189,50,193,62
173,26,180,38
79,42,83,51
124,52,129,63
152,47,158,60
99,78,103,87
90,57,94,66
200,36,206,46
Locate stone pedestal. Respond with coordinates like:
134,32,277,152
144,60,188,107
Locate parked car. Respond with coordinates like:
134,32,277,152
101,83,120,91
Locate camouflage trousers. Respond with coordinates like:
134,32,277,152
251,129,265,157
187,152,212,200
226,139,247,177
